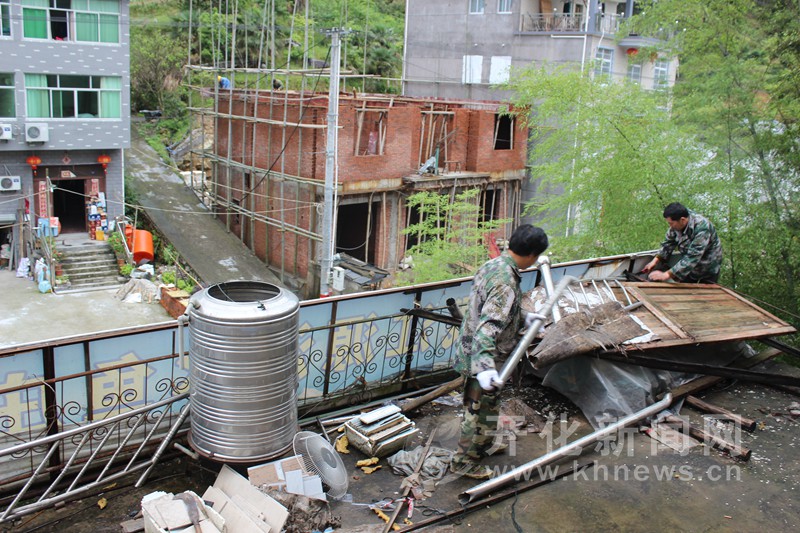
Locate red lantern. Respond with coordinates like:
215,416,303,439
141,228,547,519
97,154,111,174
626,48,638,57
26,155,42,176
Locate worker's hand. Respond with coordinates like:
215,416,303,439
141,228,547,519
641,257,659,274
648,270,671,282
524,311,540,330
476,369,501,391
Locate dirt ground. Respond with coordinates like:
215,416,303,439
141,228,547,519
4,359,799,533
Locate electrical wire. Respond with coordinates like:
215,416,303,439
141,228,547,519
510,490,525,533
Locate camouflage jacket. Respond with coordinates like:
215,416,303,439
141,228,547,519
454,252,523,376
656,211,722,283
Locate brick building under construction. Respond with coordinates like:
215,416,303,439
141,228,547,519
200,89,528,298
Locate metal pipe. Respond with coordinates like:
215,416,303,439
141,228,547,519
536,256,562,323
446,297,463,321
458,392,673,504
177,314,188,371
496,275,576,385
173,442,200,460
135,403,192,487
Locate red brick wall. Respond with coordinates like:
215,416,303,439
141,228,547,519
214,93,528,287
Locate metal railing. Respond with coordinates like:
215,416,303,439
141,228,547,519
519,12,623,34
0,394,189,524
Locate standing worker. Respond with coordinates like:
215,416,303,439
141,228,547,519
641,202,722,283
450,224,549,479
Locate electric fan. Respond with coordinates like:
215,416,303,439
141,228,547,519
292,431,349,500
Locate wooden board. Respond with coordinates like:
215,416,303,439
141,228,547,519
623,282,795,347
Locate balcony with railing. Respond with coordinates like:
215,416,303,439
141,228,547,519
519,12,624,34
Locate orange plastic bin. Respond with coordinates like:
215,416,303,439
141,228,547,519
132,229,154,265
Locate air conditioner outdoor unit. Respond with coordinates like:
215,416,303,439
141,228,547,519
25,123,49,143
0,124,12,140
0,176,22,192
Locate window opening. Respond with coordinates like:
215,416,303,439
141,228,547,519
654,59,670,89
25,73,121,118
627,63,641,85
22,0,120,43
498,0,512,14
354,108,387,156
0,72,13,117
594,48,613,78
419,109,454,167
1,0,11,37
469,0,485,15
493,114,514,150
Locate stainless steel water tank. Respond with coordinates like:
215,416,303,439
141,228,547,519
186,281,300,462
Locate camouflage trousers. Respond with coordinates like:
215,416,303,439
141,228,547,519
451,377,500,466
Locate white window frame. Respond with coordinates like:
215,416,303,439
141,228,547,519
21,0,120,44
25,74,121,119
594,48,613,78
0,0,11,38
626,63,641,85
463,55,483,84
654,59,670,89
469,0,485,15
498,0,512,14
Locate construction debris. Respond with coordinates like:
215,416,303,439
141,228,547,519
335,434,351,454
265,490,341,533
141,490,223,533
530,301,647,368
345,407,418,458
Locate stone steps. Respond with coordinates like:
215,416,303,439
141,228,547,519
57,242,125,292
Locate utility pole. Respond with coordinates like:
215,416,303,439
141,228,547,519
319,28,348,297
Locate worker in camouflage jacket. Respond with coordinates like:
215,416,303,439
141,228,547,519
450,224,549,480
642,202,722,284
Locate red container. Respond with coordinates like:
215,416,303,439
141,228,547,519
132,229,154,265
125,225,134,248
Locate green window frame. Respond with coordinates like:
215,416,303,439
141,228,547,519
25,73,121,118
0,73,14,117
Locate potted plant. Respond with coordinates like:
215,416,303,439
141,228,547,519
51,247,65,277
108,232,127,267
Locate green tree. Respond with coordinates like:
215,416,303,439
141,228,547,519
626,0,800,315
398,189,510,284
501,65,709,262
130,26,186,113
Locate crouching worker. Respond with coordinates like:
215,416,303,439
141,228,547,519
450,224,549,479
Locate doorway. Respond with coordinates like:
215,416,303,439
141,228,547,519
52,179,86,233
336,202,379,264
